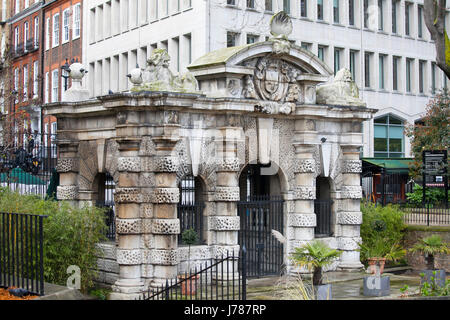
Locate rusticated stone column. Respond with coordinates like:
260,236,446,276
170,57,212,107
110,138,145,300
56,140,80,207
287,145,317,273
336,145,364,271
211,126,241,278
149,120,181,287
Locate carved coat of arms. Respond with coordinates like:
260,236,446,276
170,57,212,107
243,56,301,115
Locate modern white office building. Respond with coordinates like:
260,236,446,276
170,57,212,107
83,0,449,159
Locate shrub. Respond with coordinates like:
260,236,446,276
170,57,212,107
359,201,407,263
0,187,107,293
406,184,449,207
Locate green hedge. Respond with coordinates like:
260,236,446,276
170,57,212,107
360,201,407,263
0,187,107,293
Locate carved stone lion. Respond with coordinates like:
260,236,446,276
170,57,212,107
316,68,366,107
132,49,199,93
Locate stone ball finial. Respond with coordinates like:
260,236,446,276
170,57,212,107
270,11,293,39
127,67,143,86
69,62,88,81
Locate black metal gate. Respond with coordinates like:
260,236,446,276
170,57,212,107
314,200,333,237
238,195,284,278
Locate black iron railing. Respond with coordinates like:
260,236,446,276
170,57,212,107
0,133,58,199
238,195,284,278
141,249,246,300
402,202,450,226
177,203,205,244
0,212,47,296
314,200,333,237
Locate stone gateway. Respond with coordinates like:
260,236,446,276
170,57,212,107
45,13,376,299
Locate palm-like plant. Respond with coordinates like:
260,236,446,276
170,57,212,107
290,240,342,286
410,235,449,270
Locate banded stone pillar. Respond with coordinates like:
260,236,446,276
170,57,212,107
150,123,181,287
211,127,240,278
336,145,364,271
56,140,80,206
110,138,144,299
287,142,317,274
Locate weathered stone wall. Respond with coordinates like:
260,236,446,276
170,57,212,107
95,242,119,287
404,228,450,272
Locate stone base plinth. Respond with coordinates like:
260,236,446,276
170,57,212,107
363,276,390,297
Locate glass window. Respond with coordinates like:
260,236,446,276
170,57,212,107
265,0,272,11
392,0,397,33
23,65,28,101
63,9,70,43
73,4,81,39
405,2,410,36
24,22,29,51
283,0,290,14
348,0,354,25
418,6,423,38
349,50,356,80
333,0,339,23
247,0,255,9
317,0,323,20
300,0,307,17
334,48,341,75
45,17,50,50
247,34,258,44
379,54,385,89
431,62,436,94
227,32,238,47
392,56,399,91
406,58,412,92
364,0,369,28
34,17,39,48
52,69,59,102
419,61,425,93
318,46,324,61
374,114,404,158
364,52,371,88
53,13,60,47
378,0,384,30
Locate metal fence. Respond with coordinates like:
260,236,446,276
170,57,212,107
314,200,333,237
0,133,58,198
177,203,205,244
0,212,47,296
402,203,450,226
141,249,246,300
238,195,284,278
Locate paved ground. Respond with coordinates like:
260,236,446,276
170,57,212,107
245,267,448,300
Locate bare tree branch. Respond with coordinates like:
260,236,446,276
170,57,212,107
424,0,450,79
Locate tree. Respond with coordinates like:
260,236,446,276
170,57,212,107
424,0,450,79
405,91,450,179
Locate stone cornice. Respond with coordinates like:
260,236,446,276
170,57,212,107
45,91,377,120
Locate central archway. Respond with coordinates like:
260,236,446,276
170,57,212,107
238,163,284,278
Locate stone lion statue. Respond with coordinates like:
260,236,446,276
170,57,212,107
316,68,366,107
133,48,199,93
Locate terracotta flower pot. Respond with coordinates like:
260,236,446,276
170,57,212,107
367,257,386,275
179,274,200,296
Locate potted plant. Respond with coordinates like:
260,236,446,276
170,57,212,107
359,238,406,275
409,235,449,288
290,240,342,300
179,228,199,295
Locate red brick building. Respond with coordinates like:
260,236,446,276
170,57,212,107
5,0,83,149
8,0,43,143
42,0,82,140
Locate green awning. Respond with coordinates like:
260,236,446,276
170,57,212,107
362,158,413,173
0,167,46,185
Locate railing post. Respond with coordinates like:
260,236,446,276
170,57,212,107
427,202,430,227
242,245,247,300
39,216,44,295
